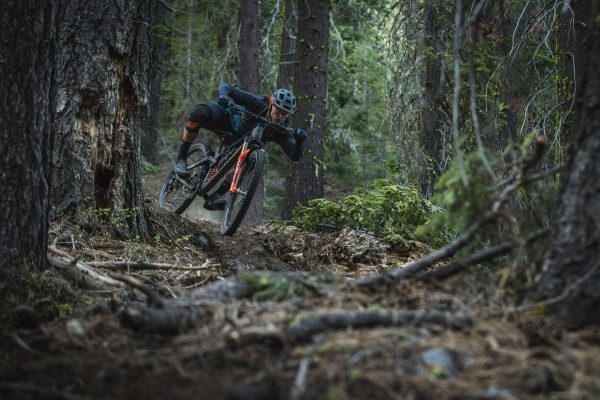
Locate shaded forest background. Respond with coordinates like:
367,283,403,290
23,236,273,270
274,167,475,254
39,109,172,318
148,0,581,229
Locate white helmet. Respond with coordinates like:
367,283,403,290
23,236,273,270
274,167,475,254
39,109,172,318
270,88,297,114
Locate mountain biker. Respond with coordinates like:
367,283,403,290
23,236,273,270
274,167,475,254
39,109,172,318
174,83,308,209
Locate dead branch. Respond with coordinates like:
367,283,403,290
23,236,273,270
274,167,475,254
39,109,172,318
283,309,472,344
157,0,176,13
117,302,211,335
486,258,600,318
47,246,125,290
87,259,218,271
350,137,546,289
420,228,549,281
107,272,166,309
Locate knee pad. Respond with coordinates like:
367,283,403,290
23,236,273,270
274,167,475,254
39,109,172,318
185,104,212,134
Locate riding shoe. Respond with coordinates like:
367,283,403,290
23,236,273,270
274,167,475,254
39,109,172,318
203,192,227,210
175,159,190,178
203,182,229,210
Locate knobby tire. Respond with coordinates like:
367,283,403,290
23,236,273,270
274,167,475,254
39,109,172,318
220,149,265,235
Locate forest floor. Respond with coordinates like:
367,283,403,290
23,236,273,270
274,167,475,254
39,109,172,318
1,195,600,399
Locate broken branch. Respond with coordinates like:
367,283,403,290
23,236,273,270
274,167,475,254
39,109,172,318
419,228,549,281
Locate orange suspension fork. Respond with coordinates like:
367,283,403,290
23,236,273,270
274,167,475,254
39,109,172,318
230,142,251,193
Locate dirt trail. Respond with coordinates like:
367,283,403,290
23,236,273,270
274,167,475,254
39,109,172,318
1,207,600,400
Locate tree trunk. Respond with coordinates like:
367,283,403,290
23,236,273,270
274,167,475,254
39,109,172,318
530,3,600,328
281,0,329,219
278,0,296,89
52,0,157,239
417,0,448,198
141,2,171,163
238,0,263,226
0,0,57,299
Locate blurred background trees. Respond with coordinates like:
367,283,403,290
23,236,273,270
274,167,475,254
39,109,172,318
149,0,587,240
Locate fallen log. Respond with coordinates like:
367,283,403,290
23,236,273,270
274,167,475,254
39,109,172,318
284,309,473,343
47,246,125,290
229,309,473,348
118,303,211,334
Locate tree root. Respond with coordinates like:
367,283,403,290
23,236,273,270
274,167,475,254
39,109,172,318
228,309,473,348
285,309,473,343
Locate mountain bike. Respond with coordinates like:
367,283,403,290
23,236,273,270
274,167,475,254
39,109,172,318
158,105,297,235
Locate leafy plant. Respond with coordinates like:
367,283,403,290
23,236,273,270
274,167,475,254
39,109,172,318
416,151,496,242
292,179,447,245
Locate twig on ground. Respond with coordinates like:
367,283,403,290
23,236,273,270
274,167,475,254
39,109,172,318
290,358,311,400
48,246,125,290
107,272,165,309
87,259,218,271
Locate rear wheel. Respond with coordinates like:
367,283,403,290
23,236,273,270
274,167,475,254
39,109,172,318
158,142,210,215
220,149,265,235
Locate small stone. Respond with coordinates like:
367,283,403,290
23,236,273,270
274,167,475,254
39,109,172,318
421,347,459,378
66,319,86,338
480,385,515,399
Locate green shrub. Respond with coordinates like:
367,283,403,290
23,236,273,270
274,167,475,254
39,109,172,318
292,179,447,245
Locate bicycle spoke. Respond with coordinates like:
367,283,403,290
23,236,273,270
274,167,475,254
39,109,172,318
158,143,210,215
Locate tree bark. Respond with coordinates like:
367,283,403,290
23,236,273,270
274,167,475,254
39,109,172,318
52,0,157,239
0,0,57,299
530,3,600,328
278,0,296,89
238,0,263,226
417,0,448,197
281,0,330,219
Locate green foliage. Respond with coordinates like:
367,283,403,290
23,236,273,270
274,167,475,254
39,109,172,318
325,12,394,188
174,235,190,246
141,157,160,174
239,273,341,301
418,152,497,240
293,179,446,245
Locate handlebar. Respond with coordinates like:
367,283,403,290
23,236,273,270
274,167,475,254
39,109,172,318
228,104,296,136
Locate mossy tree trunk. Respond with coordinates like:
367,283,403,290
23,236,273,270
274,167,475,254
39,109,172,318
52,0,157,239
530,3,600,328
281,0,329,219
0,0,58,301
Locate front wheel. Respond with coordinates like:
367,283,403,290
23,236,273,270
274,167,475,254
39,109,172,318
158,142,210,215
220,149,265,235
